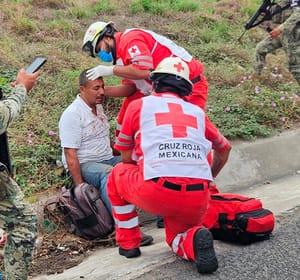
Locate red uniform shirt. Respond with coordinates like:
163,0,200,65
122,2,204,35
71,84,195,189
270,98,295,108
115,30,206,106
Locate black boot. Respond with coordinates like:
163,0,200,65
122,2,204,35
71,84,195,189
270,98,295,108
156,216,164,228
119,247,141,258
193,228,218,274
141,232,154,246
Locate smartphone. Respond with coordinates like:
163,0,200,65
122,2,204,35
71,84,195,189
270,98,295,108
25,56,47,73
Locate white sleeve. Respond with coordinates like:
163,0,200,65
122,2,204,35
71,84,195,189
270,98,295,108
58,109,82,149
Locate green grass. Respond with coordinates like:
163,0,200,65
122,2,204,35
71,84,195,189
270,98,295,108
92,0,117,14
130,0,200,14
0,0,299,194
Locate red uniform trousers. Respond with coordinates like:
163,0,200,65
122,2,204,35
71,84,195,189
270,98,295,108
107,163,210,261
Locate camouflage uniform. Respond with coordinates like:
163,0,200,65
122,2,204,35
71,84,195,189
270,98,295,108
0,85,37,280
254,0,300,85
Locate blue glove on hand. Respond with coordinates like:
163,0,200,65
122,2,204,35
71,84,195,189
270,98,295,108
86,65,115,80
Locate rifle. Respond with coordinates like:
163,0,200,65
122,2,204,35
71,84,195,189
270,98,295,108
238,0,290,42
0,87,13,176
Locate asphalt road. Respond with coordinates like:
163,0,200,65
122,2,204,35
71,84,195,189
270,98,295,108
133,205,300,280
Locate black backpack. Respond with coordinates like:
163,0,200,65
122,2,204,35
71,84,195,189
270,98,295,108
45,183,114,240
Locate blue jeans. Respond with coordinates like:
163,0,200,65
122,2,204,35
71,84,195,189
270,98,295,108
80,156,121,214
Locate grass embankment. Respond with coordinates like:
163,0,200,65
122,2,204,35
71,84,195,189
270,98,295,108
0,0,299,195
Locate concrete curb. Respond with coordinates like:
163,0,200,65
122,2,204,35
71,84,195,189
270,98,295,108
216,128,300,192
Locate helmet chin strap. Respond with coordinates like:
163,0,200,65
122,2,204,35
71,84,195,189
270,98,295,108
152,74,192,96
112,37,117,65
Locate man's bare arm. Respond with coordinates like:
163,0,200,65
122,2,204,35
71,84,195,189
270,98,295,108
64,147,84,185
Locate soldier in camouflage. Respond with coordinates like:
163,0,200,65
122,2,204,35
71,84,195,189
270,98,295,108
0,68,39,279
254,0,300,85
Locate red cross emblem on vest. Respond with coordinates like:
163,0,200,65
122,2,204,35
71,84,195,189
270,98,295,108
155,103,198,138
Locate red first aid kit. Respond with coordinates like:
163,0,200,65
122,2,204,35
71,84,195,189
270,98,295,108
203,193,275,244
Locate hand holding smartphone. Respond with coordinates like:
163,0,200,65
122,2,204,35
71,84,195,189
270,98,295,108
13,56,46,91
25,56,47,73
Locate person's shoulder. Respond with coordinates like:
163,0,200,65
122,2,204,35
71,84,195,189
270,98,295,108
62,100,77,113
121,28,147,39
60,98,82,119
126,97,143,113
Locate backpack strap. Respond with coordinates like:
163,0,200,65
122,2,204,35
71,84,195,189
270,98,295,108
43,195,63,226
218,213,242,231
44,196,60,212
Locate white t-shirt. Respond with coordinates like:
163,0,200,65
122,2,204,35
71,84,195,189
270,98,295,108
58,95,113,169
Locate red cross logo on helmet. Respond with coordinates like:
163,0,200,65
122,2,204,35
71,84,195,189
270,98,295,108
173,62,184,73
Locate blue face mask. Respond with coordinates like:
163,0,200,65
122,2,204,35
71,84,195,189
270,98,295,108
98,50,113,62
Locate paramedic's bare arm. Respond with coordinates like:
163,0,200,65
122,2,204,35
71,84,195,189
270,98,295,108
110,140,120,156
120,149,136,164
211,147,231,178
113,64,151,80
64,147,84,185
204,115,231,178
104,83,137,97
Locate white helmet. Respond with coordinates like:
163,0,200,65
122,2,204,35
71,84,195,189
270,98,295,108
82,21,115,57
151,57,192,86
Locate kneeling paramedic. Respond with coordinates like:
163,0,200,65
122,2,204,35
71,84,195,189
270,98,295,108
107,57,231,274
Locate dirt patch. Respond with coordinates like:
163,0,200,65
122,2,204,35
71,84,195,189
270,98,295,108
29,201,117,277
25,187,155,278
30,229,116,276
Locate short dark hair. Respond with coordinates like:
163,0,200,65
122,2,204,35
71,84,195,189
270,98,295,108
79,69,89,86
79,69,102,86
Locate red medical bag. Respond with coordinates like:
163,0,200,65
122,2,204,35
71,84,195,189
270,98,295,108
203,193,275,244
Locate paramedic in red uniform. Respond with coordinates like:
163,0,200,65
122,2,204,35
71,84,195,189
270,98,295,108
106,57,231,274
82,21,209,135
82,22,214,227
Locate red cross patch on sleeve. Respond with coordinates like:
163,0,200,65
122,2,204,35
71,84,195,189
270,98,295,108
128,45,141,58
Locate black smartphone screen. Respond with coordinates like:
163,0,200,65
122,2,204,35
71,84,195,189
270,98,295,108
25,56,47,73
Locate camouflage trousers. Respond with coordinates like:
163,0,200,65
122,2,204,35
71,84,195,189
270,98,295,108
254,23,300,85
0,163,37,280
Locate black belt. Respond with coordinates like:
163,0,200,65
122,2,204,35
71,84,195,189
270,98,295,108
151,177,204,191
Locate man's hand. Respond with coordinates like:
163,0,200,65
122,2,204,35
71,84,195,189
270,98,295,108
87,65,115,80
12,69,40,92
76,182,89,188
270,28,281,39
